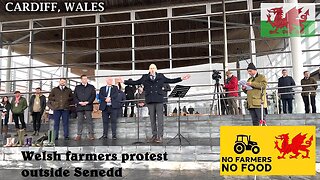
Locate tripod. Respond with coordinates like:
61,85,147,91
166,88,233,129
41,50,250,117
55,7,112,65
167,85,191,145
210,79,229,115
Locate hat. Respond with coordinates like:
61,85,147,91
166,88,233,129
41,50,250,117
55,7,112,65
35,87,41,90
247,63,257,70
14,91,21,94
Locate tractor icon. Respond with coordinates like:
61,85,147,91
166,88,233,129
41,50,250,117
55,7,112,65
234,135,260,154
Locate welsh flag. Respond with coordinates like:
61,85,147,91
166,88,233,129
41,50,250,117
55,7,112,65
261,3,315,37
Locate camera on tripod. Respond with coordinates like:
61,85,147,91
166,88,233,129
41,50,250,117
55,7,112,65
212,70,222,83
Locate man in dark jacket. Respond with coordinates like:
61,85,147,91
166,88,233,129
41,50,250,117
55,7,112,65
278,69,296,114
223,71,239,115
73,75,96,141
99,77,119,140
123,64,190,143
301,71,318,113
48,78,74,140
29,87,46,136
124,81,136,117
135,85,148,117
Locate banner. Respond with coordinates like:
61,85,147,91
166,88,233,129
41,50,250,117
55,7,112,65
220,126,316,176
261,3,315,37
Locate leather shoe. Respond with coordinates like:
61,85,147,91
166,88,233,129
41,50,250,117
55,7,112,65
99,136,107,140
155,137,163,143
88,134,95,140
149,135,157,142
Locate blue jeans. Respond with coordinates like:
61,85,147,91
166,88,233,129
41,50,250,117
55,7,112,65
53,110,70,139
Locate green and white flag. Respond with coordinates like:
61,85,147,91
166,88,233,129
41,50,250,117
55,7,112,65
261,3,315,37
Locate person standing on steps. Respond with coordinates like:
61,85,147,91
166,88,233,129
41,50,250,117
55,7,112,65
48,78,74,140
123,64,191,143
11,91,28,136
29,87,47,136
73,75,96,141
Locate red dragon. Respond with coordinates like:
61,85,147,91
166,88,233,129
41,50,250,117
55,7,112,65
274,133,313,159
266,7,310,34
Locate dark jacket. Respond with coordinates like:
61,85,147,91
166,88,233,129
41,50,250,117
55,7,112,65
2,102,11,120
224,75,239,97
48,86,74,110
135,91,146,107
278,76,296,99
29,94,47,114
301,77,318,96
124,73,182,104
99,85,119,110
11,96,28,114
74,83,96,111
117,90,126,108
125,85,136,100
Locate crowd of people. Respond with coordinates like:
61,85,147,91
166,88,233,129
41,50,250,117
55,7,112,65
0,63,318,144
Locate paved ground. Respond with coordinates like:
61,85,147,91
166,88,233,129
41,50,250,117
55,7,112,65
0,169,319,180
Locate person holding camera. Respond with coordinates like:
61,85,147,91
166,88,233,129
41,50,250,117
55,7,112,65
223,71,239,115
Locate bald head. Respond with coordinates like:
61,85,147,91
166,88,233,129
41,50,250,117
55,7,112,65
106,77,113,86
149,64,157,75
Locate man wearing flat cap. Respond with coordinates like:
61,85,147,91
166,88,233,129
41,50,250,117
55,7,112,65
242,63,267,126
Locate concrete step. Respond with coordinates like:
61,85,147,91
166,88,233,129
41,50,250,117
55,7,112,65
5,114,320,139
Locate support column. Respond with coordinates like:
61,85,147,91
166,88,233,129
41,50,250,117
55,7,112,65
222,0,229,73
95,14,100,88
131,11,135,72
168,7,173,70
247,0,257,65
61,17,67,78
27,20,34,123
0,22,2,90
207,4,214,87
287,0,304,113
6,45,12,92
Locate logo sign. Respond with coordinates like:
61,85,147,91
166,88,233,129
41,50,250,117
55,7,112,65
261,3,315,37
220,126,316,176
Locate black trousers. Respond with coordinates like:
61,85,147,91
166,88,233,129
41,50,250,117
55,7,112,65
13,113,26,129
302,95,316,113
32,112,42,132
249,108,266,126
281,98,293,114
163,103,168,116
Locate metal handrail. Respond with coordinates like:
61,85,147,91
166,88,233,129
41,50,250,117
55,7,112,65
0,83,318,96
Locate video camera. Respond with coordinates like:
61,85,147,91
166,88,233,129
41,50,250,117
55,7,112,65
212,70,222,82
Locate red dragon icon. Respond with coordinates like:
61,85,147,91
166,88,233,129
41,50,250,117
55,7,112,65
274,133,313,159
266,7,310,34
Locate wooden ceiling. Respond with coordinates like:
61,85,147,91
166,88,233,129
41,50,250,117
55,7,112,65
0,0,298,74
